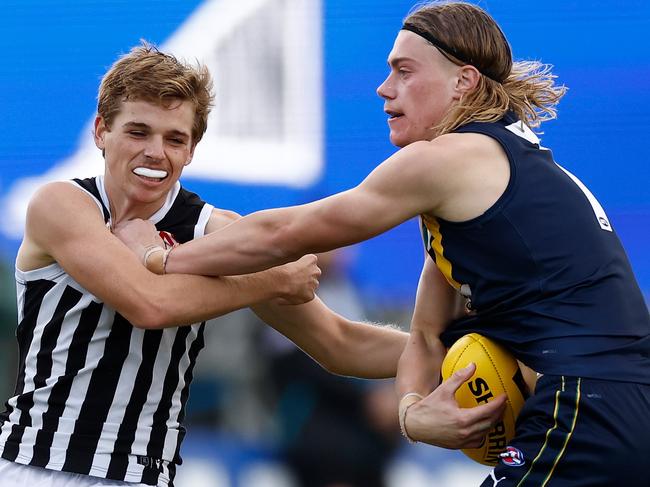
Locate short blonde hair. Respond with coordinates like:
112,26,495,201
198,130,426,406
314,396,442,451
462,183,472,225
97,41,214,144
403,1,567,135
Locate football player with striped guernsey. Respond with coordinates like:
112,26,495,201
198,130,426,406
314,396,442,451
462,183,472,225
122,2,650,486
0,43,409,486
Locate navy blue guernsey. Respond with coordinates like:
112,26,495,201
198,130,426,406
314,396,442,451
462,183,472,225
426,112,650,384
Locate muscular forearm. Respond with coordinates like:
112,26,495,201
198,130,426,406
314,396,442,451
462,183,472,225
396,329,446,397
125,271,279,329
340,320,408,378
166,209,298,276
397,258,460,397
164,191,387,277
253,298,408,379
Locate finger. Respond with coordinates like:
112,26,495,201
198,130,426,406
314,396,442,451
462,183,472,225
463,433,488,449
463,393,508,422
301,254,317,264
439,362,476,395
461,419,498,448
472,419,496,436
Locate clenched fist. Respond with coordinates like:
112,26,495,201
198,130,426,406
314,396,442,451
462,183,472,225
271,254,321,305
113,218,163,263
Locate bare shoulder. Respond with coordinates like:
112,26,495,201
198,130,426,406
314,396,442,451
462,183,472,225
27,181,105,231
422,133,510,221
408,132,500,162
386,135,480,174
205,207,242,234
29,180,101,213
19,181,106,270
27,181,106,234
378,136,480,191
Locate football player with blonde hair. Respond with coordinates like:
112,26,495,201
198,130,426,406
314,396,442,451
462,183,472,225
120,3,649,485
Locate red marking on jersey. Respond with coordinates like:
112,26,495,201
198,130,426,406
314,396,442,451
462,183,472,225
159,231,178,249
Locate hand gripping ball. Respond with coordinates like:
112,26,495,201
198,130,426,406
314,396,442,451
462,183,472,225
441,333,529,466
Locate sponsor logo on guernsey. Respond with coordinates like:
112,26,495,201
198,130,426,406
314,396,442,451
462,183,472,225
499,446,525,467
137,455,164,472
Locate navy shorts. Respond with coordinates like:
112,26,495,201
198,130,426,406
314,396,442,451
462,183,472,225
480,375,650,487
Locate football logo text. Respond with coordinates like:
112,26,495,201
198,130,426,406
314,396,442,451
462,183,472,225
468,378,507,464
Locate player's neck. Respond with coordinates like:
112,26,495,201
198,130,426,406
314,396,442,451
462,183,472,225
104,180,170,226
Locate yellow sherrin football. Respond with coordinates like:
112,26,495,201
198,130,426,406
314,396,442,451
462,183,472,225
441,333,528,466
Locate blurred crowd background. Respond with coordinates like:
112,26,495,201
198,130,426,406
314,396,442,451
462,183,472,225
1,1,648,485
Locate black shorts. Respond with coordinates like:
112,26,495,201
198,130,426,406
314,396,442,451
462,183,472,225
480,375,650,487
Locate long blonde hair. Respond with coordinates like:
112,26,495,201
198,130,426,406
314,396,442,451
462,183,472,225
403,1,567,135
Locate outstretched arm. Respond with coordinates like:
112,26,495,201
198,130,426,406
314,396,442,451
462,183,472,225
145,141,452,276
19,182,319,329
121,132,510,279
252,296,408,379
114,207,408,379
210,208,409,378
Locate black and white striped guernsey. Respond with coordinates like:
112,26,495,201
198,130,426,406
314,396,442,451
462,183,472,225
0,176,215,486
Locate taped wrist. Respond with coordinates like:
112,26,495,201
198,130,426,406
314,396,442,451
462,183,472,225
143,245,166,275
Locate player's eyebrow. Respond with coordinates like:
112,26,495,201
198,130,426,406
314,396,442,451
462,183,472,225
122,122,190,139
166,129,191,139
122,121,151,130
388,56,419,68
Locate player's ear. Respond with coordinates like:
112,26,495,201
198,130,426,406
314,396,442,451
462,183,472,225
185,144,196,166
94,116,107,150
454,65,481,98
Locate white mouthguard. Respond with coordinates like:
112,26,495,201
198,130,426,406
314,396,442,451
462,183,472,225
133,167,168,179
